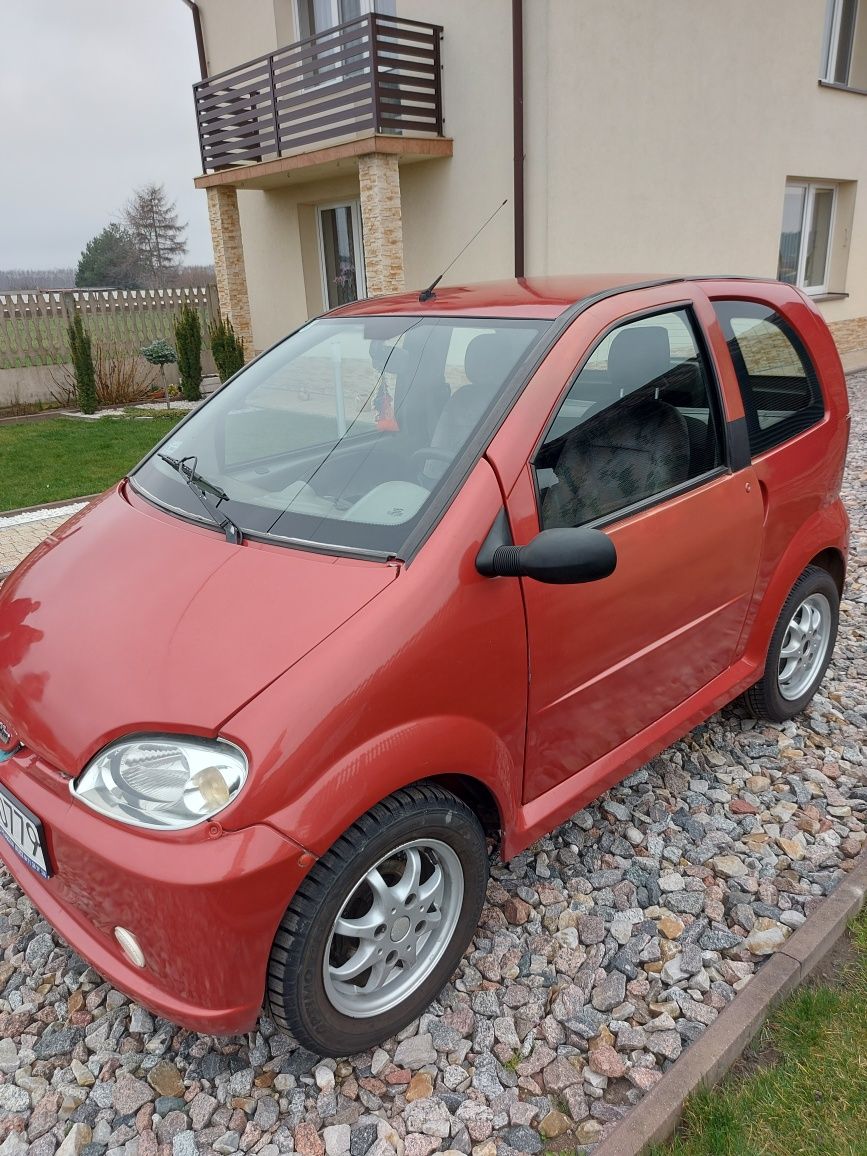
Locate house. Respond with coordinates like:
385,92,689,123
188,0,867,360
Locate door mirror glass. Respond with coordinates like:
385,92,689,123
478,527,617,585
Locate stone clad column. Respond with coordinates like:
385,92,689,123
206,186,254,358
358,153,406,298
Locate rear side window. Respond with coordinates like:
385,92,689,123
712,300,824,455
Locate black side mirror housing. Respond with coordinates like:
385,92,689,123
477,515,616,585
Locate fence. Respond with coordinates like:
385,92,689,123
0,286,220,371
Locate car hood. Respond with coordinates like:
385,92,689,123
0,486,397,773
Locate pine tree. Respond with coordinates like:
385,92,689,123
75,224,143,289
67,314,98,414
174,304,203,401
123,183,188,287
209,315,246,382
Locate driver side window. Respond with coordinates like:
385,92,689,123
534,309,724,530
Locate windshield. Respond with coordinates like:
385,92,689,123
132,315,549,557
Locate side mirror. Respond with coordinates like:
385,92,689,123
477,522,616,585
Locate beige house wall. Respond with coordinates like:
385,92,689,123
195,0,867,353
523,0,867,327
196,0,280,73
236,176,361,354
397,0,515,292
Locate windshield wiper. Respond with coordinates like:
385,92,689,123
158,453,243,544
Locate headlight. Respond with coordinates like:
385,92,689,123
70,735,247,830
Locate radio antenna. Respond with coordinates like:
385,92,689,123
418,198,509,302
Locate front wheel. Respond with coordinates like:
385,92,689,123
266,783,489,1056
743,564,839,722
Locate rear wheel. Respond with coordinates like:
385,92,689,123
266,782,489,1056
743,564,839,722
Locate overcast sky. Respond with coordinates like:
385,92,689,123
0,0,212,270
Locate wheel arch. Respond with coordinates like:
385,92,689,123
259,716,521,861
742,502,848,668
429,773,504,843
808,546,846,594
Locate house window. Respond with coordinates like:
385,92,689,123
777,182,836,293
317,201,366,308
295,0,394,38
822,0,866,86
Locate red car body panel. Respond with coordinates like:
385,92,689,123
0,275,849,1035
0,486,396,772
0,747,310,1034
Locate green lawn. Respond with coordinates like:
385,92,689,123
656,912,867,1156
0,414,184,511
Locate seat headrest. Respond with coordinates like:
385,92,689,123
608,325,671,392
657,360,702,407
464,333,521,387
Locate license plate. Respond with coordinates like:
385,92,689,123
0,783,52,878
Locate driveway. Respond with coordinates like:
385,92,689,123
0,373,864,1156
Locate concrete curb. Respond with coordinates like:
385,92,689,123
595,852,867,1156
0,494,98,519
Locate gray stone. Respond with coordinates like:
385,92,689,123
591,970,626,1012
172,1136,197,1156
154,1096,186,1116
646,1030,682,1061
404,1099,451,1139
393,1033,437,1070
699,929,743,951
665,891,705,915
254,1095,280,1131
0,1084,30,1112
25,933,55,971
349,1124,377,1156
0,1037,17,1075
499,1127,543,1153
602,801,631,823
35,1027,84,1059
227,1068,254,1097
323,1125,351,1156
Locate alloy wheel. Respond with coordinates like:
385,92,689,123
777,592,832,701
322,839,464,1018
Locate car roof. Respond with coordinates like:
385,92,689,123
328,275,784,320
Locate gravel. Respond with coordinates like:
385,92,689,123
1,369,865,1154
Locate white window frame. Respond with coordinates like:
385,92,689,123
316,199,367,309
294,0,375,39
822,0,858,83
781,181,837,296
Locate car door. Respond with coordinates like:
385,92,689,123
488,288,765,805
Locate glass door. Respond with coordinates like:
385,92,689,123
317,201,366,308
295,0,375,38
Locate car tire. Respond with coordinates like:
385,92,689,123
743,564,839,723
266,782,489,1057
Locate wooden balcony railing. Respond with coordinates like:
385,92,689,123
193,13,444,172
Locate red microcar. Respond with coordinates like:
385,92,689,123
0,276,850,1056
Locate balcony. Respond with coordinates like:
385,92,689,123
193,13,446,177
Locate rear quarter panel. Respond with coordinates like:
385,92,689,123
700,281,850,663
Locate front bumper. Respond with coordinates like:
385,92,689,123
0,747,311,1036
